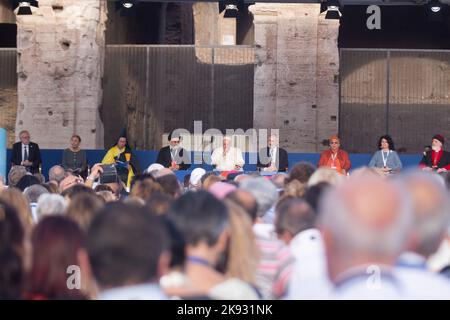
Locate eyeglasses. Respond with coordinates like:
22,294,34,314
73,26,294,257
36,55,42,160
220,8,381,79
330,142,339,145
171,140,180,144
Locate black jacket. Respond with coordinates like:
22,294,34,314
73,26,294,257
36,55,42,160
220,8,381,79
156,146,191,170
11,141,42,174
420,150,450,169
257,147,289,172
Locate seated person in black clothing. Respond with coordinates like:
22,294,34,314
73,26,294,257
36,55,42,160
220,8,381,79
10,130,42,174
156,133,191,171
257,135,289,172
419,134,450,173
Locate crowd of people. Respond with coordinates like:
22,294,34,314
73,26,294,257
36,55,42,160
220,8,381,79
2,129,450,299
1,130,450,300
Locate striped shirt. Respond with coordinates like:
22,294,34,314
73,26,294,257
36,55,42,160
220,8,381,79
254,223,295,299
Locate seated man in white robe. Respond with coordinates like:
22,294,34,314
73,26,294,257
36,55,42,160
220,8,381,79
211,136,244,171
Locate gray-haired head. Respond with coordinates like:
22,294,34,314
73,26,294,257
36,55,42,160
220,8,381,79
317,175,413,282
8,165,27,187
49,165,66,185
240,177,278,218
396,170,450,258
271,173,287,190
36,193,67,221
24,184,49,203
308,167,344,187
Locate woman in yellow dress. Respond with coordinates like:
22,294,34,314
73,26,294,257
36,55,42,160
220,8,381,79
102,134,140,189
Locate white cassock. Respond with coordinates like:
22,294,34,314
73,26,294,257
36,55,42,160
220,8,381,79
211,146,245,171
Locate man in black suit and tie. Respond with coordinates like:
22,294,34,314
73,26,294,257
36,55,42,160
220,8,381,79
156,133,191,171
257,135,289,172
11,130,42,174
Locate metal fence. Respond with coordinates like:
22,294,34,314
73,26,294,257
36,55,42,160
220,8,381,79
102,45,255,150
340,48,450,154
0,48,17,147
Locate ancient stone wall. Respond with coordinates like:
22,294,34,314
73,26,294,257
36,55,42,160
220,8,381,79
15,0,106,148
251,4,339,152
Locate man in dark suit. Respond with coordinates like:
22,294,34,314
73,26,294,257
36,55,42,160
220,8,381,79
419,134,450,173
156,133,191,170
11,130,42,174
257,135,289,172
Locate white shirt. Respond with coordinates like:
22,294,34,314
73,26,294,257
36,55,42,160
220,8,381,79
287,228,332,299
22,143,29,162
427,238,450,272
98,283,167,300
209,278,260,300
330,265,405,300
30,202,38,223
395,251,450,300
211,146,245,171
270,146,277,166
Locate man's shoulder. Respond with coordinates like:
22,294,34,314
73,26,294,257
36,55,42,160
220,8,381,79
259,146,269,151
29,142,40,148
159,146,170,152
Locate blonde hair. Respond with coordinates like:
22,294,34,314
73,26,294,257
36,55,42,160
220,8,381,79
224,200,259,285
66,193,104,232
0,188,32,229
350,166,383,179
308,167,344,187
202,175,223,190
283,180,308,198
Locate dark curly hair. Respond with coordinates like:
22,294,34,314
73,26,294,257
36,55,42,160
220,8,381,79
377,135,396,151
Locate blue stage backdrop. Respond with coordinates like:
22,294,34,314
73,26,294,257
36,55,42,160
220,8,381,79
5,149,422,183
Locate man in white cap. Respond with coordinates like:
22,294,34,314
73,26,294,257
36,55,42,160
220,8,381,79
146,163,165,174
189,168,206,191
156,133,191,171
211,136,244,171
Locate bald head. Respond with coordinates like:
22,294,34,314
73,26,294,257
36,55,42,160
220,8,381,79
318,176,412,282
271,173,287,189
398,171,450,258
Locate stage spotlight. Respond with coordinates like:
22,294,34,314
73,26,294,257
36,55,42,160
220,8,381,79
224,4,239,18
324,0,342,20
17,1,38,16
122,0,135,9
429,0,442,12
116,0,139,17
